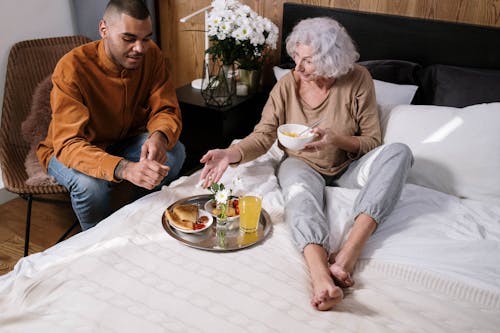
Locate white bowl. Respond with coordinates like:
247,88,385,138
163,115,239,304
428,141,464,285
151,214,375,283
277,124,314,150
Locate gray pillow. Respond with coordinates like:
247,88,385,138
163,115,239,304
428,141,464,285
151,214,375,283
358,59,421,86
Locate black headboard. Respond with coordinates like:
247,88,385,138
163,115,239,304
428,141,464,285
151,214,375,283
281,3,500,70
280,3,500,107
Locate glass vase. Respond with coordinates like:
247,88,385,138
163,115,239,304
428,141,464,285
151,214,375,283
201,58,236,107
216,216,228,226
215,217,227,248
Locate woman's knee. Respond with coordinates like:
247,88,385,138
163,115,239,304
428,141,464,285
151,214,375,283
384,142,414,166
278,158,326,204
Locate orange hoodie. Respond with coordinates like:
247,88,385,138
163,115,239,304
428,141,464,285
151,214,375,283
37,40,181,182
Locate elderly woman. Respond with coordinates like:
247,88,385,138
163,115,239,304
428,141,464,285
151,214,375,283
199,17,413,311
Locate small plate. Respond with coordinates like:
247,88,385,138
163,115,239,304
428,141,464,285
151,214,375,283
168,209,213,234
204,199,239,221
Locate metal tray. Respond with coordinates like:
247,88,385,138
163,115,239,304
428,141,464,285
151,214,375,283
162,195,272,251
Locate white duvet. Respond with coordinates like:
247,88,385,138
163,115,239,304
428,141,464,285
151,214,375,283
1,146,499,332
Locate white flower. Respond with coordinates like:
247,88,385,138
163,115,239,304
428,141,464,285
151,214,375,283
206,0,279,69
212,0,238,11
231,175,244,196
215,188,230,205
232,175,243,187
207,2,277,46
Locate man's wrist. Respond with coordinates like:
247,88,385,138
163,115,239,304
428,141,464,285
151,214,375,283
152,130,168,143
114,159,129,180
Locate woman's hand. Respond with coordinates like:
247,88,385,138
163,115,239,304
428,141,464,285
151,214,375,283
304,127,360,153
199,147,241,188
303,127,334,152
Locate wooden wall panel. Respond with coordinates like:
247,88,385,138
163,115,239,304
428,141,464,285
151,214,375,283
159,0,500,88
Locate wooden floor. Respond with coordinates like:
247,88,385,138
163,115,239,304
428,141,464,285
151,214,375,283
0,194,80,276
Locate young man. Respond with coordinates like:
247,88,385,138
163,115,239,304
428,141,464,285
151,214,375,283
37,0,185,230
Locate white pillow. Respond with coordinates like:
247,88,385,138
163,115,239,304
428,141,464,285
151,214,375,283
272,66,291,81
373,79,418,106
382,103,500,203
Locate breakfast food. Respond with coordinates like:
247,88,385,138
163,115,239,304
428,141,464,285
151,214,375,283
212,206,237,217
208,198,239,217
282,131,299,138
198,215,210,224
174,204,198,222
166,204,199,230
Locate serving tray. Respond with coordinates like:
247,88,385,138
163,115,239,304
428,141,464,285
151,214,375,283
162,195,272,251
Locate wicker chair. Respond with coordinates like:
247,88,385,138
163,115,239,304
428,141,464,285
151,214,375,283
0,36,91,256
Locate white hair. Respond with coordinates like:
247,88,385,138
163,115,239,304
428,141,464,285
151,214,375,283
286,17,359,78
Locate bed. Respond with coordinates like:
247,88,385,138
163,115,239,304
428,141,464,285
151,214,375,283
1,3,500,332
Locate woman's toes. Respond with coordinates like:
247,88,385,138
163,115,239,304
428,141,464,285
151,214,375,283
314,287,343,311
329,263,354,288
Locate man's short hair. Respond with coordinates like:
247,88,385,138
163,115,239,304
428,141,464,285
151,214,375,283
104,0,150,20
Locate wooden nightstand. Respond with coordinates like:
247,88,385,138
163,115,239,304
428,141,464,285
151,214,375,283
177,84,267,174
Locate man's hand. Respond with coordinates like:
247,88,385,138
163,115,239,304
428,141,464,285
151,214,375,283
114,159,170,190
140,131,169,164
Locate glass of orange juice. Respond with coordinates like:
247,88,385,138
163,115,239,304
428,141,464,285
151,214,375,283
238,231,259,246
239,195,262,233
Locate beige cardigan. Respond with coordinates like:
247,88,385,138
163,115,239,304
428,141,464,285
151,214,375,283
235,64,381,176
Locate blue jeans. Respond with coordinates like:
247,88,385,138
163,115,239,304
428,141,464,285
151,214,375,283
48,133,186,230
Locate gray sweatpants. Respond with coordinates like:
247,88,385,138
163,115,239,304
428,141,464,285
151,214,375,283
277,143,414,253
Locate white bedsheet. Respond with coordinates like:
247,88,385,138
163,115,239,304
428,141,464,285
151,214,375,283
1,146,499,332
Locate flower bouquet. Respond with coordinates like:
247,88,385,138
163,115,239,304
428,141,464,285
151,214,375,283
209,182,232,222
205,177,243,224
202,0,279,101
206,0,279,70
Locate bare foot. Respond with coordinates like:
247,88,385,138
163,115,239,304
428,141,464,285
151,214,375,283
327,213,377,288
329,261,355,288
310,274,344,311
303,244,344,311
